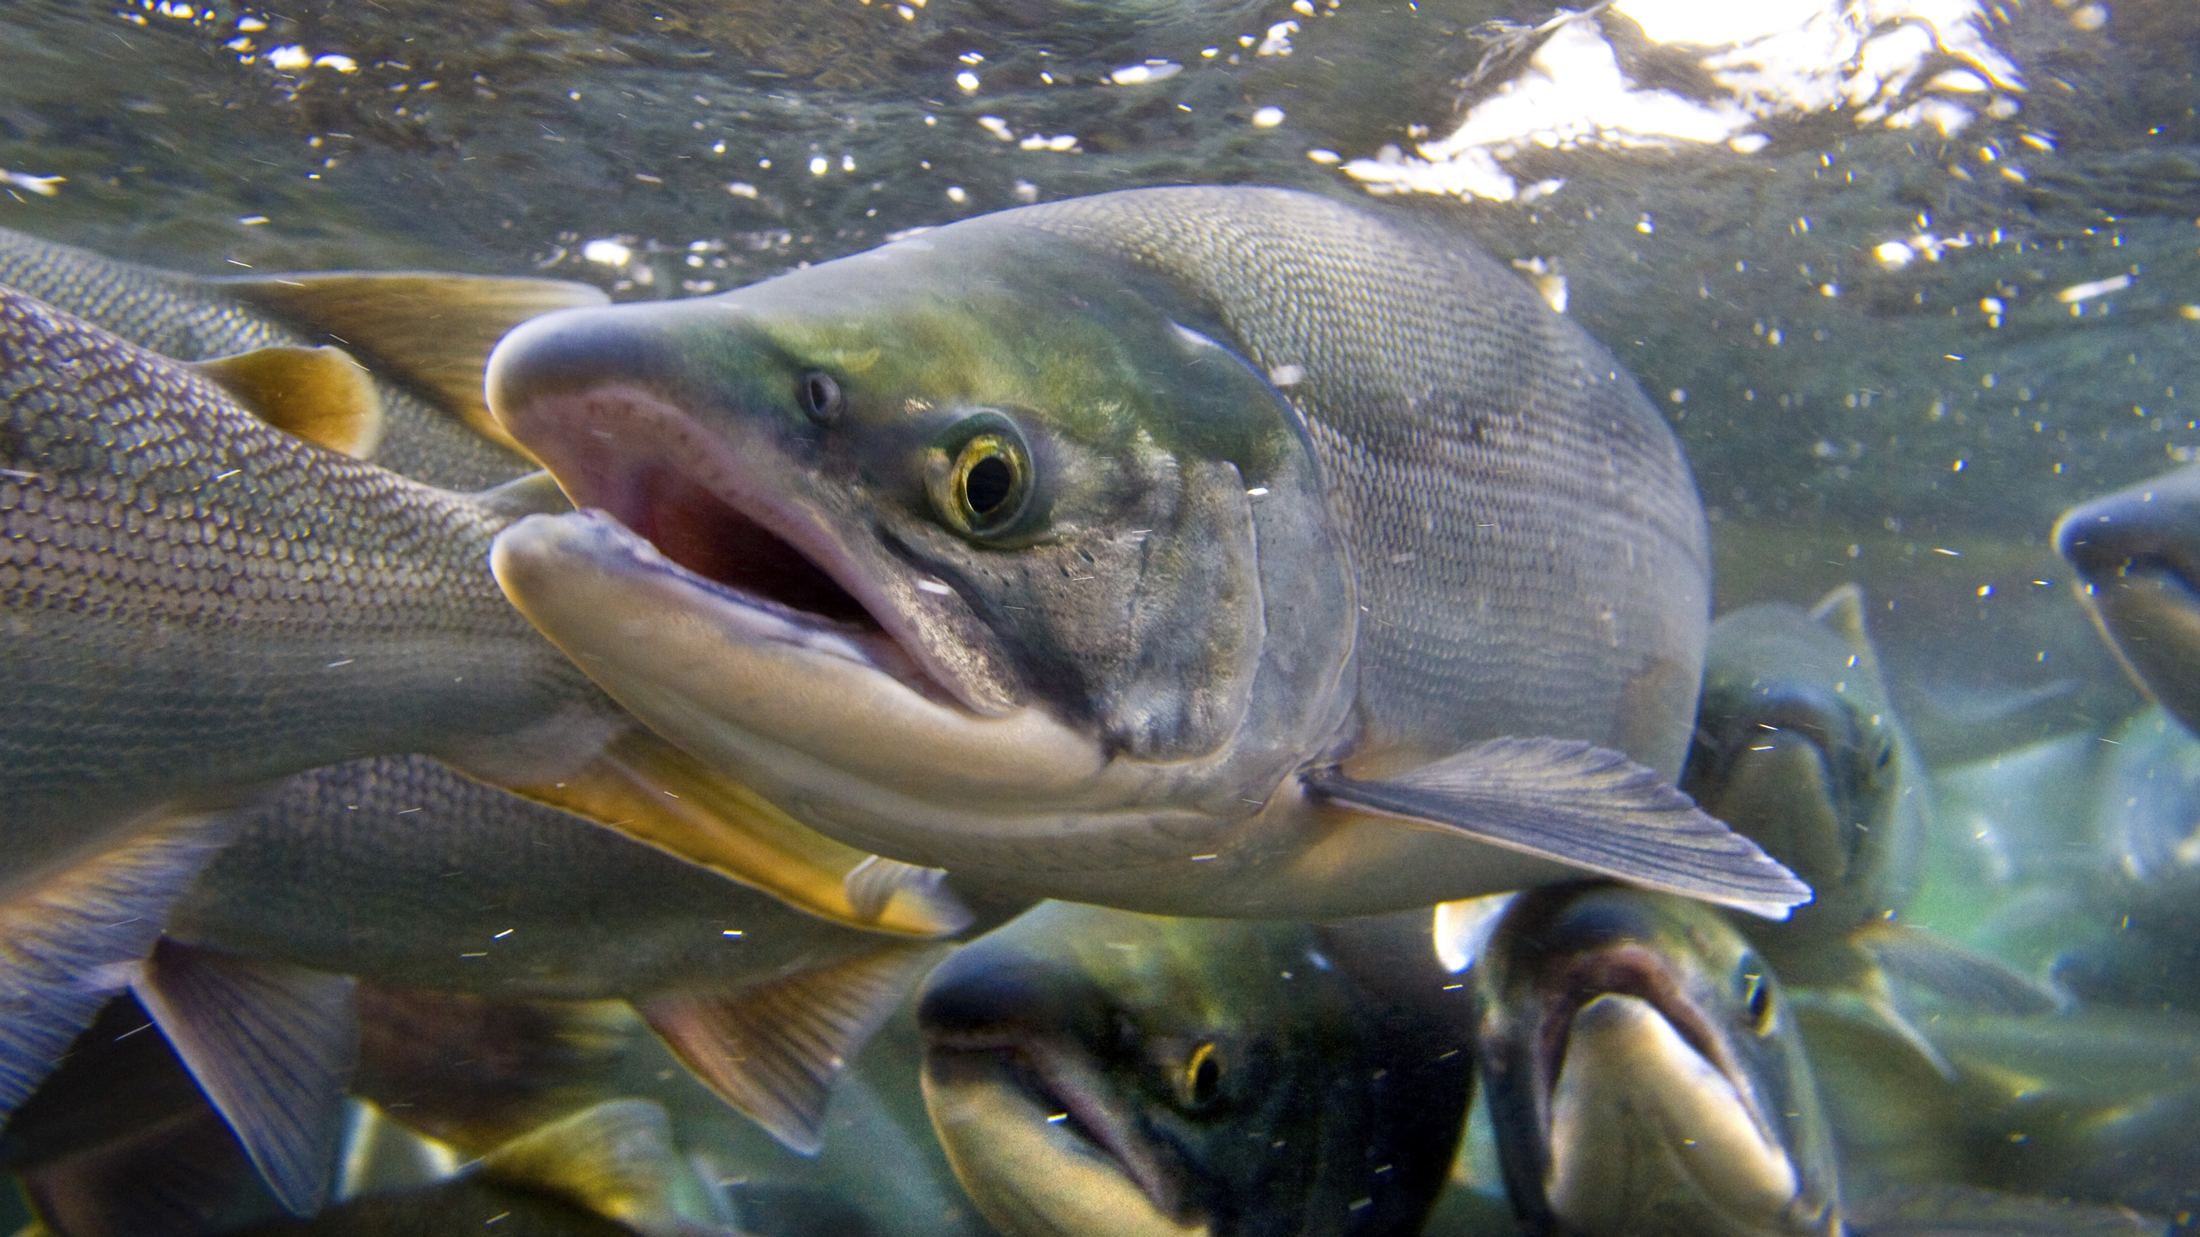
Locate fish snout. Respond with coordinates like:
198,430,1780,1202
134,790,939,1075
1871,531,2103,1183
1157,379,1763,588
2055,466,2200,592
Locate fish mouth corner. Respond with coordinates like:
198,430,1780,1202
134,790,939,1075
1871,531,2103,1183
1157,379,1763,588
492,382,992,714
922,1038,1202,1236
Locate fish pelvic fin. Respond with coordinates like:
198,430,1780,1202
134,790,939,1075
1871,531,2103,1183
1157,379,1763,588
189,345,383,458
335,1099,468,1202
129,940,358,1216
214,271,610,461
1306,736,1812,918
509,729,972,938
0,813,235,1117
638,941,947,1156
478,1098,734,1237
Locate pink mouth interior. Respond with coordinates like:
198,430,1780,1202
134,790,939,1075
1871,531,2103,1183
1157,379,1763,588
613,461,880,630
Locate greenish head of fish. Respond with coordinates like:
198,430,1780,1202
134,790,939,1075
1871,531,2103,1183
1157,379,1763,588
2056,463,2200,736
916,902,1467,1237
485,207,1353,883
1681,589,1922,970
1474,883,1841,1237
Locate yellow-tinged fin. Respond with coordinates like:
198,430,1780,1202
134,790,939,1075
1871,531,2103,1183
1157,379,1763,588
189,345,382,458
215,272,610,460
1307,736,1813,919
477,1099,732,1237
130,939,358,1217
475,470,575,520
335,1100,466,1202
510,729,972,938
0,813,236,1118
638,941,946,1156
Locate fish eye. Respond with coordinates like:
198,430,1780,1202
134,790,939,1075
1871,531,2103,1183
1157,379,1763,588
1180,1041,1223,1109
927,419,1034,538
1741,969,1776,1035
796,370,844,423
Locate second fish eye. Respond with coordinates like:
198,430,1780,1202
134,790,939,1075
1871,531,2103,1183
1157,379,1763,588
1181,1041,1222,1108
797,370,844,422
1741,969,1775,1034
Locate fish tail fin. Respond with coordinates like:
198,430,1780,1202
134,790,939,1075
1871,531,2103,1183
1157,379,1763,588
478,1098,734,1237
129,940,358,1216
0,814,235,1117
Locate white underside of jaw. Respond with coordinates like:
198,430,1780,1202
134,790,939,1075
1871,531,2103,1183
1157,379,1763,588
1545,993,1796,1232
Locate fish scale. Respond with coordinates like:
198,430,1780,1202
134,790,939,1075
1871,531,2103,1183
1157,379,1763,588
1018,189,1707,778
0,226,532,491
0,285,604,873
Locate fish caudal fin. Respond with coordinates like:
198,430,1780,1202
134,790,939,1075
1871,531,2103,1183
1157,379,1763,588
189,345,383,458
0,814,235,1117
511,728,972,938
478,1099,734,1237
130,940,359,1216
1306,736,1812,918
214,271,610,461
638,942,945,1156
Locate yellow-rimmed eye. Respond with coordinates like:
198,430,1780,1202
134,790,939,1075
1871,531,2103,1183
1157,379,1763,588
1742,970,1775,1035
1180,1041,1222,1109
928,426,1032,537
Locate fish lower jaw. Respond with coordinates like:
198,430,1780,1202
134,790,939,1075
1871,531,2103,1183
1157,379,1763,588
1544,993,1798,1237
921,1047,1207,1237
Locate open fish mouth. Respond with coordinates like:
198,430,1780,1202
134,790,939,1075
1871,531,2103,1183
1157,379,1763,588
485,378,976,712
1535,942,1740,1105
922,1039,1207,1237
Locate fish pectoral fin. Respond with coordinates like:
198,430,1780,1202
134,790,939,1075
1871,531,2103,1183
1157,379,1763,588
0,813,235,1116
189,344,382,458
638,941,947,1156
478,1099,732,1237
1304,736,1812,919
215,271,611,460
130,939,358,1216
1853,921,2066,1015
510,729,972,938
474,469,575,519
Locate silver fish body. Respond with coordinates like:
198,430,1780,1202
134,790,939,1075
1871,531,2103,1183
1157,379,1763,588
1472,883,1843,1237
484,185,1804,919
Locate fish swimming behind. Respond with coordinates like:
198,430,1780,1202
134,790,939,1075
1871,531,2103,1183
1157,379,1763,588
483,185,1807,920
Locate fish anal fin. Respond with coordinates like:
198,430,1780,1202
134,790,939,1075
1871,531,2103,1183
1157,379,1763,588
511,729,971,938
639,942,945,1156
130,939,358,1216
0,814,234,1115
478,1098,729,1237
215,272,610,459
189,345,382,458
1853,920,2066,1015
1306,736,1811,919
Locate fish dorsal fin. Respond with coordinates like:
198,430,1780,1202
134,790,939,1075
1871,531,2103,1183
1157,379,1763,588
1852,921,2066,1015
0,813,235,1117
1306,736,1812,919
478,1099,728,1237
336,1100,467,1201
1807,583,1887,685
639,942,945,1156
130,939,358,1216
509,729,972,938
189,345,382,458
216,272,609,459
474,470,575,520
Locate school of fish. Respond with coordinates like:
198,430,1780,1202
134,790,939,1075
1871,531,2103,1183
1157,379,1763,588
0,181,2195,1237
